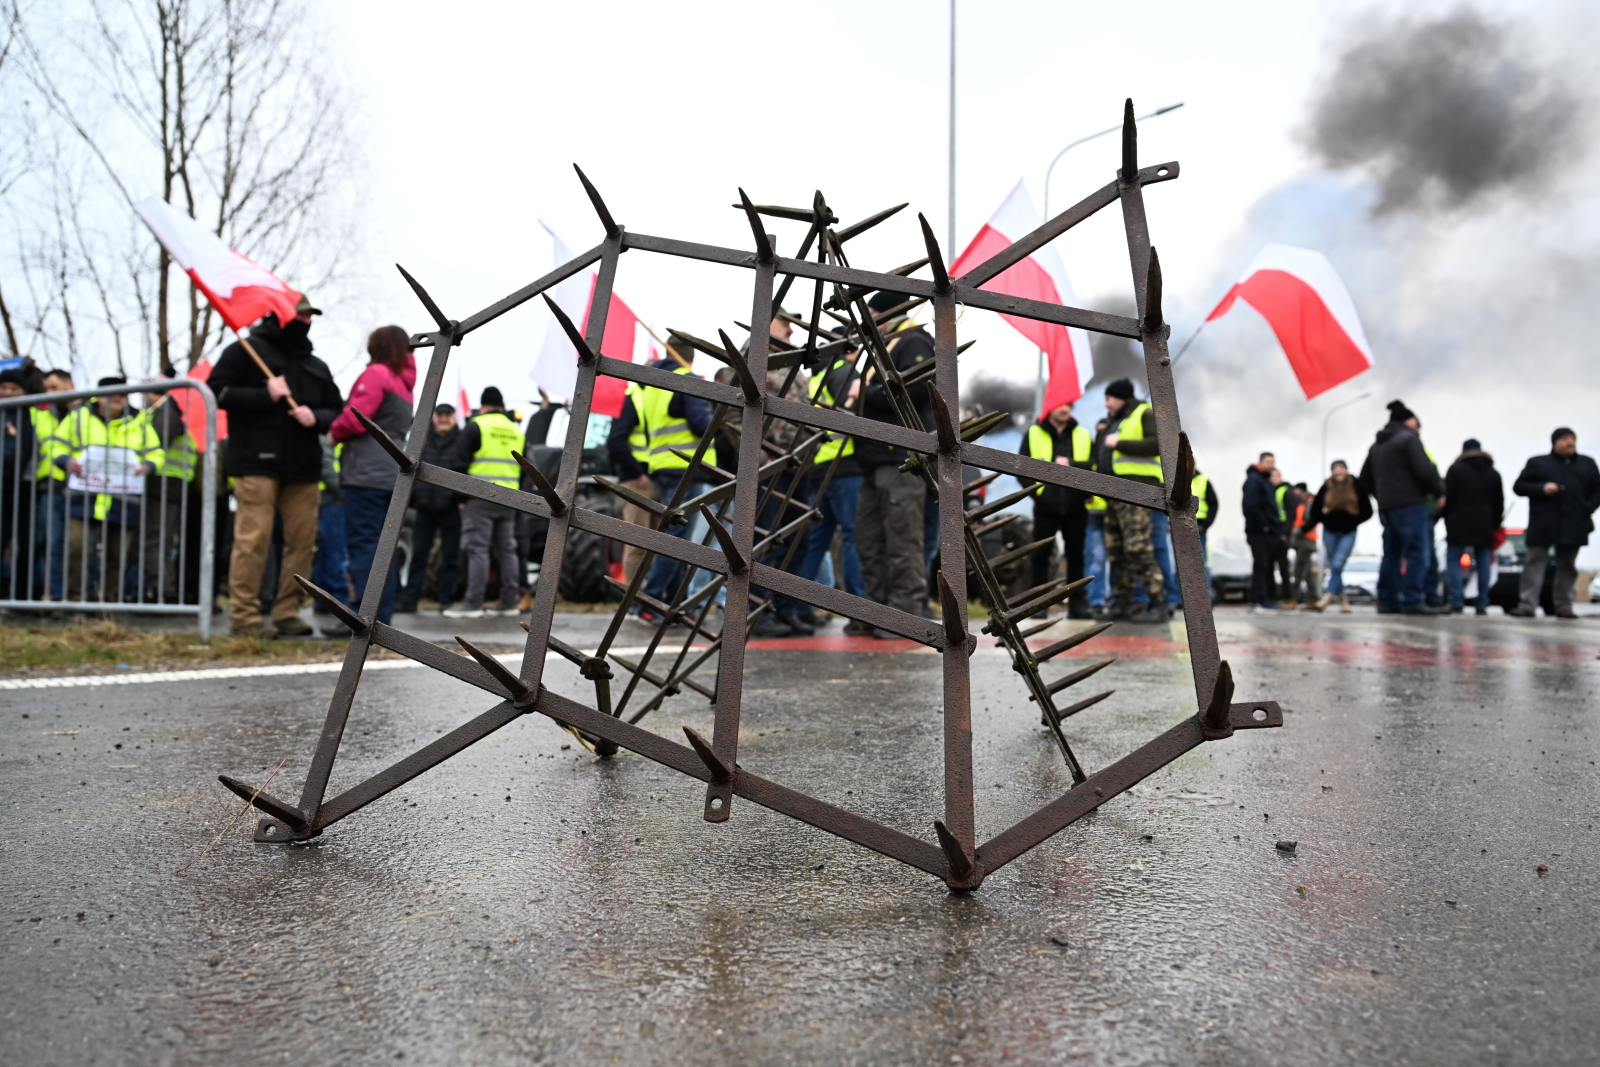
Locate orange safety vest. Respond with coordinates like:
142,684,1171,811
1294,499,1318,541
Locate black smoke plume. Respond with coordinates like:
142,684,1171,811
1306,6,1583,211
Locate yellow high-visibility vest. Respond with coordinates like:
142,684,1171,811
806,357,856,465
56,406,165,520
1274,483,1289,524
1025,421,1092,497
1193,472,1211,521
639,367,716,472
133,408,198,484
1111,402,1161,482
31,406,70,482
467,411,523,489
625,386,649,465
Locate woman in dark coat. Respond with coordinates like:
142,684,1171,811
1306,459,1373,612
1440,439,1504,614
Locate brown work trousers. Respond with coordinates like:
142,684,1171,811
619,475,661,583
229,476,319,629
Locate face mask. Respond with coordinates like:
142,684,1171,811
282,318,311,344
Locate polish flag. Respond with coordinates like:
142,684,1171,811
1206,244,1373,399
531,221,644,418
950,180,1094,412
133,198,301,331
172,357,228,446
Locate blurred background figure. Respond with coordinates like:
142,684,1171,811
1509,428,1599,619
1306,460,1372,613
1441,438,1503,615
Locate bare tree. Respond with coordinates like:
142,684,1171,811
0,0,363,376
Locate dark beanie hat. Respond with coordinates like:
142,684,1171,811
480,386,504,408
0,368,27,389
1552,426,1576,443
1104,378,1136,401
1463,438,1481,451
1386,399,1416,424
98,375,127,388
867,290,906,314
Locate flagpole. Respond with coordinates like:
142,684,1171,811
1167,322,1205,366
232,328,301,411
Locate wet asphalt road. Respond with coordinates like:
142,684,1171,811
2,607,1597,1066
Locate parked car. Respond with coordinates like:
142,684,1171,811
1338,556,1381,604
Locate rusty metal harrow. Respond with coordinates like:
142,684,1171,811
220,102,1281,890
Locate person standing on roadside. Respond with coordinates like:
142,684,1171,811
32,369,76,601
1306,460,1372,613
210,296,344,637
1509,428,1599,619
326,325,416,633
445,387,525,619
1440,439,1503,616
1241,452,1281,611
1358,400,1446,615
1289,482,1321,609
0,369,37,597
1017,400,1094,619
1191,467,1219,591
398,404,466,613
1269,468,1295,607
1095,378,1166,623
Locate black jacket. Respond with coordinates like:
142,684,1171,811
1017,417,1091,512
1306,477,1373,534
210,316,342,483
1440,451,1504,548
604,358,716,482
1358,421,1442,511
411,424,465,512
853,326,935,472
1240,464,1279,536
1513,449,1600,547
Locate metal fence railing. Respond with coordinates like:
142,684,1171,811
0,378,219,638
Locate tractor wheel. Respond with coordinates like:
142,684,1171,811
558,485,623,602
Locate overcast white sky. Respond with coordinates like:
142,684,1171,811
324,0,1599,569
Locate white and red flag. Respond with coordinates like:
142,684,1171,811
950,180,1094,412
1205,243,1373,399
133,198,301,331
531,222,645,419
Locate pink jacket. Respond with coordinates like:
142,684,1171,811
329,355,417,443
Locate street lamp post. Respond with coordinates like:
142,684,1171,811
1321,392,1371,477
1035,102,1183,415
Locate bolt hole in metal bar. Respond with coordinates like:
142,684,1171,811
220,108,1279,889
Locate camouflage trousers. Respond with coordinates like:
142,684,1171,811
1104,499,1164,606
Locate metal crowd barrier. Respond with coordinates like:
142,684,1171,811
0,378,219,639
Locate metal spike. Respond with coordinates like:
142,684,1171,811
292,574,367,636
1058,689,1115,720
985,535,1056,573
836,202,908,243
1033,622,1113,663
700,506,747,574
917,212,951,291
217,775,308,829
454,636,534,704
935,571,967,651
1202,661,1235,739
682,726,733,783
395,264,452,334
933,819,974,882
1120,98,1137,182
1169,431,1194,512
1005,575,1093,624
1143,247,1164,332
511,450,566,515
351,407,413,472
542,293,597,364
591,475,667,516
1044,658,1117,696
963,471,1001,494
573,163,620,239
737,188,774,263
927,383,959,453
716,329,763,404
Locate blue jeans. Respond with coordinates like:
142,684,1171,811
642,470,710,609
798,475,864,597
33,487,67,600
1085,512,1108,606
313,500,349,604
1150,510,1181,606
1378,503,1430,611
343,486,399,625
401,506,461,607
1445,543,1493,610
1323,530,1357,595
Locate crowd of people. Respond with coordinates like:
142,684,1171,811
3,293,1596,635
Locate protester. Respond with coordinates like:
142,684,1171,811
326,325,416,632
1018,400,1093,618
1083,419,1110,613
1191,468,1219,590
606,343,718,619
1241,452,1280,611
312,436,350,610
1289,481,1321,609
1269,469,1295,607
210,297,343,637
797,349,866,614
750,318,819,638
32,369,75,600
609,382,660,584
1306,460,1371,613
445,386,524,619
854,291,935,634
1509,428,1600,619
137,376,198,603
399,404,465,613
1438,439,1504,616
0,368,36,596
1358,400,1446,614
1095,378,1165,623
